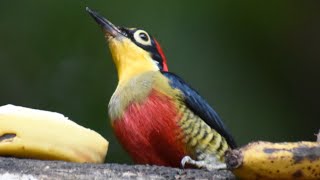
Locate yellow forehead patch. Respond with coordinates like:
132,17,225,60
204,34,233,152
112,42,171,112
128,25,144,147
108,37,159,84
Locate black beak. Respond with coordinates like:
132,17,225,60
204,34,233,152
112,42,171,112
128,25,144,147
86,7,123,38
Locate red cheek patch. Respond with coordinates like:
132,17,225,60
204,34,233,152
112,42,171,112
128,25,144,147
154,39,168,71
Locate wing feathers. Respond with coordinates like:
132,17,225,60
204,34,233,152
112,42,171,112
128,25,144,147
162,72,237,149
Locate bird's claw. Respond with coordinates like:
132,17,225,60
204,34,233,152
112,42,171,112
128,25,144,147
181,156,192,168
180,155,227,171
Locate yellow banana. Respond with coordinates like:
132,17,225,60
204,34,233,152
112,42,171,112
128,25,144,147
0,104,108,163
226,141,320,179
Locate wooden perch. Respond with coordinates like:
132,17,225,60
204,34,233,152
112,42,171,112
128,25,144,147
0,157,235,180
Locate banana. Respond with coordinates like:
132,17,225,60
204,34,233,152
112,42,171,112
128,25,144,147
226,141,320,179
0,104,108,163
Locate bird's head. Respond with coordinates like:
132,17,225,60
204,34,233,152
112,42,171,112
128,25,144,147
86,7,168,83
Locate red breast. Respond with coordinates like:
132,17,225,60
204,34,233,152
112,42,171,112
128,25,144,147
112,89,187,167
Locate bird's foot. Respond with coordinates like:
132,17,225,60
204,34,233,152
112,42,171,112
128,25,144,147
181,156,226,171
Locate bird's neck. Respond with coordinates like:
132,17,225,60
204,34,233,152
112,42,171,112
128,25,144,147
108,72,156,121
115,60,155,85
108,71,179,121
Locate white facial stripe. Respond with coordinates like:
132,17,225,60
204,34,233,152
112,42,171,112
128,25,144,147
133,30,152,46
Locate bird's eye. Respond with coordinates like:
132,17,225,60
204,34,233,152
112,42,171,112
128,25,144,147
139,32,149,41
133,30,152,46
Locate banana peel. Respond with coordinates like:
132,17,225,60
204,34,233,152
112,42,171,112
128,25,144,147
0,104,108,163
226,140,320,179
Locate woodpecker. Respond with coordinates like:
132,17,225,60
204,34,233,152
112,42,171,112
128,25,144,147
86,7,236,170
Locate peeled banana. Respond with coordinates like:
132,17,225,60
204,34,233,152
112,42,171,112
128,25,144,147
226,141,320,179
0,104,108,163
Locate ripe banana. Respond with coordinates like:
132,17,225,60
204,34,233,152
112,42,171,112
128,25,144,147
0,104,108,163
226,141,320,179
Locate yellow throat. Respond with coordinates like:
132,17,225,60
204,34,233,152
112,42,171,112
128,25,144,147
108,37,159,84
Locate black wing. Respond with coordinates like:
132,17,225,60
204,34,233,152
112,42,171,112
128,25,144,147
163,72,237,149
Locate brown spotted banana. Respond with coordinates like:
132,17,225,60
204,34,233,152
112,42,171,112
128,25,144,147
226,140,320,179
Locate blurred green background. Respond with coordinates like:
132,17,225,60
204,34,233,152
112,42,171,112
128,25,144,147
0,1,319,163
